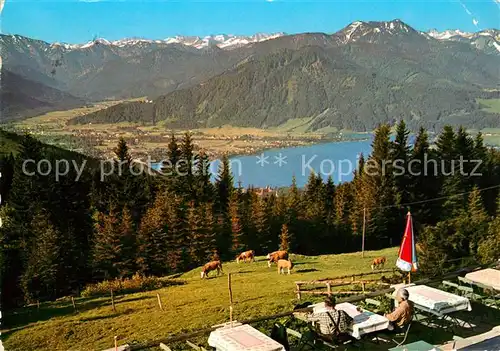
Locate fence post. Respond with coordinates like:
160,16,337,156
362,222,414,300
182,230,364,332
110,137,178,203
296,283,301,300
71,296,77,312
228,273,233,327
326,283,331,296
111,289,116,312
157,293,164,311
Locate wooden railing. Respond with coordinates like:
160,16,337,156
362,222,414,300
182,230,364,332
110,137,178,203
294,268,398,300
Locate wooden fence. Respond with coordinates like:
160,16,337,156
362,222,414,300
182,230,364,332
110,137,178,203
294,268,398,300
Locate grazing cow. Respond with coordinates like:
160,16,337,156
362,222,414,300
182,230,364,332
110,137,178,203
277,259,294,275
371,257,386,271
266,250,289,267
201,260,223,279
236,250,255,263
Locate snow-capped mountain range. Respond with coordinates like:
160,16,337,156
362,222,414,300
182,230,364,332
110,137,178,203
43,23,500,52
52,33,286,50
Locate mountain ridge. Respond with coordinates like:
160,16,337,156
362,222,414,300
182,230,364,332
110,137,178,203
2,19,499,127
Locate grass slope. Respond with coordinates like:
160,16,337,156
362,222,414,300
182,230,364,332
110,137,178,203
2,247,399,351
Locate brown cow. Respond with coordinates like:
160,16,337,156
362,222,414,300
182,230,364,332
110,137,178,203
371,256,386,271
277,259,294,275
201,260,223,279
236,250,255,263
266,250,289,267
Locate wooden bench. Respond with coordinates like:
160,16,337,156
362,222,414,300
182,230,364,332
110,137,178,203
442,280,460,290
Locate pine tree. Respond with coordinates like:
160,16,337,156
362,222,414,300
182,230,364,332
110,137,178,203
252,194,271,254
477,196,500,263
364,124,398,246
201,202,218,262
194,150,214,203
5,134,48,305
187,201,205,266
165,195,188,272
391,120,411,207
279,224,291,252
114,137,132,164
163,133,182,191
120,207,136,277
350,154,371,235
473,133,497,215
285,176,302,252
21,209,60,303
136,191,169,276
229,191,244,256
465,186,489,254
0,153,15,205
179,132,195,198
215,154,234,257
409,127,439,225
91,205,126,280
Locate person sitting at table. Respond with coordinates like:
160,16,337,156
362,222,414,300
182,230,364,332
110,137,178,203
384,288,414,331
304,295,354,343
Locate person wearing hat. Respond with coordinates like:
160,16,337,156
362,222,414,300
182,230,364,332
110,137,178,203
384,288,414,331
304,295,354,343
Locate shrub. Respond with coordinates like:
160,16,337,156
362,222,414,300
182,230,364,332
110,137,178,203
81,273,184,298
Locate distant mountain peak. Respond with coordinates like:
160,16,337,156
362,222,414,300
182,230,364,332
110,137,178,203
336,19,419,44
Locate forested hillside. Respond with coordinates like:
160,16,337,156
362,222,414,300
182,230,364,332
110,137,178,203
1,122,499,309
0,70,86,122
71,43,500,131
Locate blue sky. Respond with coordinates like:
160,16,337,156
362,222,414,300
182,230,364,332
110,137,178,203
1,0,499,44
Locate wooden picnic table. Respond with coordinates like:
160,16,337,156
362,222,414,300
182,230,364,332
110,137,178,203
295,301,390,339
464,268,500,291
207,323,286,351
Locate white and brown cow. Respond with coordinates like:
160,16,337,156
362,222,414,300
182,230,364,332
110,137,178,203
371,256,386,271
266,250,289,267
277,259,294,275
201,260,223,279
236,250,255,263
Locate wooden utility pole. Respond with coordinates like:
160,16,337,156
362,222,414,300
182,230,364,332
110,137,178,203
362,207,366,258
228,273,233,327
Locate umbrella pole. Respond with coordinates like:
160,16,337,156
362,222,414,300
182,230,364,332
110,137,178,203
408,271,411,284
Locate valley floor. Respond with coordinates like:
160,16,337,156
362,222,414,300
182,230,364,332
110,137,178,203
1,103,367,160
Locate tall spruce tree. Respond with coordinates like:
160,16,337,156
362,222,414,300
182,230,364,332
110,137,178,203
477,196,500,263
229,191,244,257
194,150,214,203
251,193,271,254
21,209,61,303
391,120,411,207
187,200,206,266
136,191,169,276
409,127,439,226
279,224,291,252
215,154,234,257
91,205,126,280
179,132,196,198
364,124,398,246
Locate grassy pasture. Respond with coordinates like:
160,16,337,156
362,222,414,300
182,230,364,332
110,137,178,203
2,248,400,351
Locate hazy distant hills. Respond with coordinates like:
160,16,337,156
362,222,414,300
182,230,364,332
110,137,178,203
1,19,500,130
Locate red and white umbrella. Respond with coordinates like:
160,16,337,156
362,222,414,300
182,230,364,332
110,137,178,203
396,211,418,273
